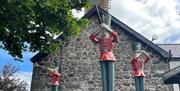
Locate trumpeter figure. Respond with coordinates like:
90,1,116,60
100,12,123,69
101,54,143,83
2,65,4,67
47,59,61,91
131,42,151,91
34,59,61,91
89,23,119,91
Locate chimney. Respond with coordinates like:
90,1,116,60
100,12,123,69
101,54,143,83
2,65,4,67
89,0,111,12
89,0,98,7
99,0,111,12
88,0,112,26
99,0,112,26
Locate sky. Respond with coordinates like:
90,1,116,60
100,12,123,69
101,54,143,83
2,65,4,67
0,0,179,91
110,0,180,44
0,49,35,90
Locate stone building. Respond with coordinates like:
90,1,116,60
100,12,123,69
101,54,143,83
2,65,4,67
30,8,178,91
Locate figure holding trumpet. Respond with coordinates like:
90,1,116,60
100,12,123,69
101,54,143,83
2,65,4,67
131,42,151,91
89,23,119,91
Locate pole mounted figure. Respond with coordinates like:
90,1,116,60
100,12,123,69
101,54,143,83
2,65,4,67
131,42,151,91
47,59,61,91
34,59,61,91
131,34,158,91
89,1,116,91
89,23,119,91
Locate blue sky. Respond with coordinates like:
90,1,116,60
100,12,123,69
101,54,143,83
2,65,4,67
0,49,35,91
0,49,34,72
0,0,179,91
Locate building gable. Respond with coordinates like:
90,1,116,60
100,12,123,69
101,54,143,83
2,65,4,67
30,7,173,91
31,7,170,62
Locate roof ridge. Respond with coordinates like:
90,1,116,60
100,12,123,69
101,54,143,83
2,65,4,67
157,44,180,45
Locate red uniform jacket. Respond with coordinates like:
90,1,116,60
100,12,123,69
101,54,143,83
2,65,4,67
89,31,119,61
48,71,61,86
131,56,150,77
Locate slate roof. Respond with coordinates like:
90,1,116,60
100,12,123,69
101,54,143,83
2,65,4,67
158,44,180,58
31,7,170,62
160,44,180,84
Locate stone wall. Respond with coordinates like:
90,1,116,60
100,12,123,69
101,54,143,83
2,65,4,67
31,16,173,91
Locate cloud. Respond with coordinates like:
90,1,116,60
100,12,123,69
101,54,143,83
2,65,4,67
72,8,85,19
0,49,34,91
13,71,32,91
111,0,180,43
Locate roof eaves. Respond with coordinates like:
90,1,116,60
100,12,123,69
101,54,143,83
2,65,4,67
109,13,170,58
163,65,180,84
30,52,48,63
171,57,180,59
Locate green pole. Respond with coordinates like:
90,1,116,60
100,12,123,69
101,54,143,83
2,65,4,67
51,85,58,91
103,0,114,91
100,62,108,91
107,62,114,91
100,61,114,91
134,77,144,91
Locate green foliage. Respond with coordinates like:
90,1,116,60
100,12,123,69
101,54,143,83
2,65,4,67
78,19,89,29
0,0,89,60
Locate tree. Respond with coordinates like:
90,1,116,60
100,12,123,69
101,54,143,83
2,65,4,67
0,0,90,60
0,63,28,91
